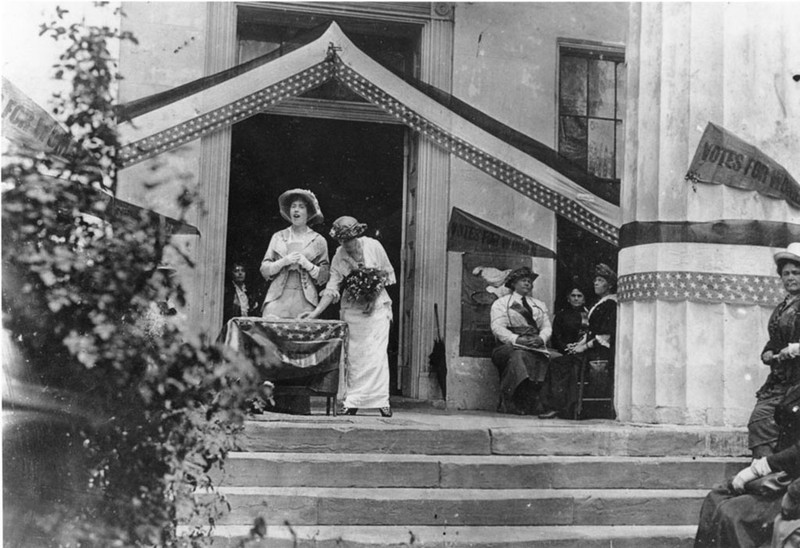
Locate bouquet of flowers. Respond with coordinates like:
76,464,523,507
342,267,385,305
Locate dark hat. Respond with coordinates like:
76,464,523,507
278,188,324,224
504,266,539,289
330,216,368,242
594,263,617,286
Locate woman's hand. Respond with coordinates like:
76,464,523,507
517,335,543,348
731,466,759,494
777,344,800,362
569,342,588,355
297,255,314,271
298,310,318,320
762,350,775,365
363,300,376,315
285,252,302,265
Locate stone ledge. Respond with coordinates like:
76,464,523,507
194,524,698,548
206,487,709,527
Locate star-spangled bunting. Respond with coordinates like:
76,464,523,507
618,271,785,307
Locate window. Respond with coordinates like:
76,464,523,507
558,41,625,184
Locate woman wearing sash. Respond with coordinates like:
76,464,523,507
489,267,552,415
539,263,617,420
259,189,329,319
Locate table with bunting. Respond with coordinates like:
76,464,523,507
224,318,348,414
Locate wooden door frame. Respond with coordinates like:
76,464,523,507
198,2,454,400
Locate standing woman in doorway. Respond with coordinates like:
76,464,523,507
260,189,330,319
301,216,396,417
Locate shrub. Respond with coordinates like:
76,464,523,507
2,4,260,545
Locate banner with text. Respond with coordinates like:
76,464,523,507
447,207,556,258
686,122,800,209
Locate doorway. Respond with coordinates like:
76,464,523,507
226,114,406,394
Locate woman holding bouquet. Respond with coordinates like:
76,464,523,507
260,189,330,319
301,216,396,417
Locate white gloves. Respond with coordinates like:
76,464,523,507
732,467,758,493
752,456,772,477
298,255,314,271
731,457,773,493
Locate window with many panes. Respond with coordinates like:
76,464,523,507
558,41,625,187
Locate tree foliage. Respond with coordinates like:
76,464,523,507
2,4,261,545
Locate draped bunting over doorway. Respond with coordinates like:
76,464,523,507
118,22,621,244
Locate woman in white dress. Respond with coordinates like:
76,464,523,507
301,216,396,417
260,189,330,319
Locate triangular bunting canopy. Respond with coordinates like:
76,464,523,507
119,22,621,244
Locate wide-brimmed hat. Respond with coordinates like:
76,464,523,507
278,189,323,224
504,266,539,289
594,263,617,286
330,216,368,242
775,243,800,266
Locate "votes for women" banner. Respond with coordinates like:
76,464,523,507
685,122,800,209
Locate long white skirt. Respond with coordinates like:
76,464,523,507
341,304,391,409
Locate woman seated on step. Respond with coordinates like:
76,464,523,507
694,382,800,548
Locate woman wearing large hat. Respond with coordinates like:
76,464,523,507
301,216,396,417
259,189,330,319
489,266,553,415
694,243,800,548
746,242,800,459
539,263,618,420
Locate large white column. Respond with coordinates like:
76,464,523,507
617,3,800,425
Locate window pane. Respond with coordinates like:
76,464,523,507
560,56,587,116
588,118,615,179
559,116,588,168
616,62,626,120
588,59,616,118
615,120,624,180
239,39,281,63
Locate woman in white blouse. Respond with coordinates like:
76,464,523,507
301,216,396,417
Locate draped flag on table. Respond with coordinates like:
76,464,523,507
224,318,348,393
118,22,621,245
686,122,800,209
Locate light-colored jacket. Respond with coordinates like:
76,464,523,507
260,228,330,306
490,292,552,346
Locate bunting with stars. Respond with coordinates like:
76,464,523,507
618,271,785,308
118,22,621,245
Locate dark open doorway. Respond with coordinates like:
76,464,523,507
226,114,406,394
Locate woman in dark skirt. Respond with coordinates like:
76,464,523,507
694,243,800,548
539,263,617,420
748,243,800,459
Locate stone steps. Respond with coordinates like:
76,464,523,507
240,417,749,457
202,524,698,547
207,486,709,527
196,413,747,547
216,452,745,489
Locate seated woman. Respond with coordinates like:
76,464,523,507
539,263,617,420
260,189,330,319
695,382,800,548
748,243,800,459
550,286,589,355
489,266,552,415
301,216,396,418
